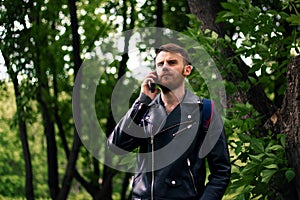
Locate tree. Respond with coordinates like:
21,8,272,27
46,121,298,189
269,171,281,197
57,0,82,198
2,53,34,200
0,1,36,198
0,0,111,198
264,56,300,199
284,56,300,199
187,0,300,198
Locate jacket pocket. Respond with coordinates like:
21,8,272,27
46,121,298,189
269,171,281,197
164,177,182,187
162,174,198,199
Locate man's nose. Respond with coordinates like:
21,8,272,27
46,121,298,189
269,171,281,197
161,61,171,68
160,63,171,72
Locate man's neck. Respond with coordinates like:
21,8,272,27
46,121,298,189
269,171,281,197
161,87,185,113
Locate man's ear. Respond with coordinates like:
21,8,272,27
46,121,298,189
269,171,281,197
183,65,192,76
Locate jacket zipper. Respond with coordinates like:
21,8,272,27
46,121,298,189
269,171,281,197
160,120,194,135
150,125,154,200
187,158,198,194
147,111,194,199
149,121,196,199
172,121,196,137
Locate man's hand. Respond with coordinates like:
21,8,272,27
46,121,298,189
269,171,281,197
141,71,159,100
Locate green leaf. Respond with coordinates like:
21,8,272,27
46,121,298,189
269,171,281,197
230,172,241,180
221,2,241,14
265,153,277,159
261,169,276,183
256,43,268,52
235,144,243,155
279,11,290,19
265,144,284,152
285,169,296,182
264,164,278,170
222,12,236,19
251,182,268,196
225,35,231,43
242,163,258,175
238,133,251,142
286,14,300,25
236,193,245,200
277,134,286,147
250,138,265,153
249,153,264,162
262,157,276,166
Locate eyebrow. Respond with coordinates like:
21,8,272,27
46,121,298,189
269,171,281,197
156,58,179,65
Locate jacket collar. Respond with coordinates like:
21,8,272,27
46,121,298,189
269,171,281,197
149,89,201,106
181,90,202,104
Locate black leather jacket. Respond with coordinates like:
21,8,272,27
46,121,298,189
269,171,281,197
108,91,231,200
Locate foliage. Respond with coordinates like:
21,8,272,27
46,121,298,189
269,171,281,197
229,133,295,199
0,0,192,198
184,0,299,199
137,0,190,31
0,86,24,197
216,0,299,102
0,0,110,198
225,102,295,199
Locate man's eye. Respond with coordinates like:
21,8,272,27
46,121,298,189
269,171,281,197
157,63,163,67
168,60,176,65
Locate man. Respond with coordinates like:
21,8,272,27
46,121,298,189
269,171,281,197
108,43,231,200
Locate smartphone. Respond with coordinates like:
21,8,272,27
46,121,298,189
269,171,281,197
148,71,158,93
148,81,156,93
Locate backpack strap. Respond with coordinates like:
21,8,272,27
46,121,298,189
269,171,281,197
201,98,214,132
195,97,214,156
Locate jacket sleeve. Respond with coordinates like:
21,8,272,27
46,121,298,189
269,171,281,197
199,107,231,200
107,93,152,154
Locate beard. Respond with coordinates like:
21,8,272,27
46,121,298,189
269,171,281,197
157,70,185,92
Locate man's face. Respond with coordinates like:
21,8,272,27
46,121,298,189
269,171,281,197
155,51,186,90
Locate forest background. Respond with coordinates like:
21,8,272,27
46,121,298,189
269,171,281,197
1,0,300,199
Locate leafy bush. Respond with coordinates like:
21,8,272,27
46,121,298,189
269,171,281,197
225,103,295,199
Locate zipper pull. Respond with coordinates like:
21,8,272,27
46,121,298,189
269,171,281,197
187,158,191,166
149,123,154,144
151,135,154,144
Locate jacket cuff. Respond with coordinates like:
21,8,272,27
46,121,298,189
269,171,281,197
138,93,153,106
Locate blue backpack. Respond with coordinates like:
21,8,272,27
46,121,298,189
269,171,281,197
201,98,214,132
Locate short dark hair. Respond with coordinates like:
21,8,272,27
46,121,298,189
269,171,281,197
156,43,191,66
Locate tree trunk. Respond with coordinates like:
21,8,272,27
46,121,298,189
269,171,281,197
57,0,83,199
284,56,300,199
17,108,34,200
156,0,163,27
94,0,135,198
3,54,35,200
154,0,164,48
34,6,60,198
268,56,300,199
53,66,70,158
121,173,132,200
188,0,224,36
35,61,60,198
58,133,82,200
36,88,60,199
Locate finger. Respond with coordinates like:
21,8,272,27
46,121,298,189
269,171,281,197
143,76,157,85
147,71,157,79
